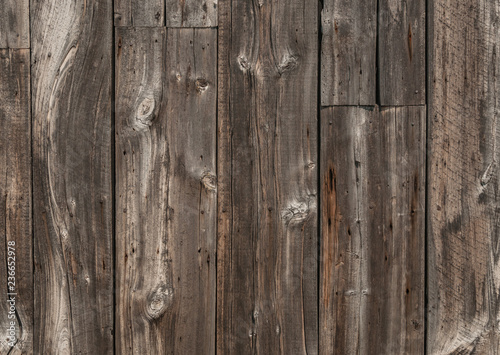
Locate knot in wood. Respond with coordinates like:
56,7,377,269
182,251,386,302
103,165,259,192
145,285,173,321
277,54,298,75
237,55,251,71
196,78,209,93
281,196,316,225
135,96,155,128
201,173,217,192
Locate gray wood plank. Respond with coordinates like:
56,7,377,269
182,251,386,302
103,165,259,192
31,0,114,352
427,0,500,353
114,0,164,26
0,49,32,354
321,0,377,106
320,106,425,354
0,0,29,48
216,0,232,352
379,0,425,105
166,0,217,27
217,0,318,352
115,27,217,354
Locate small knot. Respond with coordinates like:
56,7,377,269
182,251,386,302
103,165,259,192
277,54,298,75
237,55,251,71
135,96,155,128
196,78,209,93
145,285,173,321
201,173,217,192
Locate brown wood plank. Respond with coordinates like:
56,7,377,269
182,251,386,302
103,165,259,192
0,0,29,48
166,0,217,27
217,0,318,353
320,106,425,354
0,49,32,354
115,27,217,354
320,0,377,106
379,0,426,105
31,0,114,352
427,0,500,353
114,0,164,26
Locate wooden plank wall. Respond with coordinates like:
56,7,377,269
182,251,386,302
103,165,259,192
0,0,499,353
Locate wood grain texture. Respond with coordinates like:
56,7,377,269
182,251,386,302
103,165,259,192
115,27,217,354
320,106,425,354
31,0,114,352
379,0,425,105
427,0,500,353
0,49,32,354
217,0,318,352
321,0,377,106
0,0,29,48
166,0,217,27
114,0,164,27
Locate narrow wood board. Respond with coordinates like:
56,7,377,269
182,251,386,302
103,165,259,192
320,106,425,354
166,0,217,27
0,49,32,354
217,0,318,352
115,27,217,354
379,0,426,105
321,0,377,106
0,0,29,48
114,0,164,26
427,0,500,353
31,0,114,352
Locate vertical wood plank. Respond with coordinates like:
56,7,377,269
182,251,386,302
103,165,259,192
379,0,426,105
217,0,318,353
166,0,217,27
427,0,500,353
31,0,113,352
116,27,217,354
0,0,29,48
114,0,164,27
320,0,377,106
0,49,32,354
320,106,425,354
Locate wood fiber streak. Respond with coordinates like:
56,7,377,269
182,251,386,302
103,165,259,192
427,0,500,353
217,0,318,353
114,0,164,27
320,106,425,354
31,0,114,352
166,0,217,27
0,49,32,354
115,27,217,354
379,0,426,105
0,0,29,48
321,0,377,106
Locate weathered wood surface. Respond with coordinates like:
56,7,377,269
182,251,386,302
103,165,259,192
115,27,217,354
320,106,425,355
0,0,29,48
378,0,426,105
217,0,318,353
166,0,217,27
427,0,500,353
31,0,114,352
321,0,377,106
114,0,164,27
0,49,32,354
